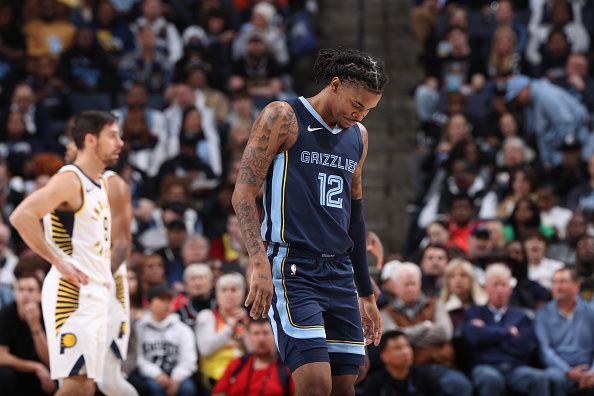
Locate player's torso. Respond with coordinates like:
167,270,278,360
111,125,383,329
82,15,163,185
261,96,363,255
43,164,112,283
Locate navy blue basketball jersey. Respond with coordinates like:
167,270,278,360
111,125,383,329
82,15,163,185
261,96,364,255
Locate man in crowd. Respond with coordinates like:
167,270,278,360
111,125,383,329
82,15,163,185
0,266,55,395
382,262,472,396
363,330,442,395
536,267,594,395
212,318,294,396
464,263,551,396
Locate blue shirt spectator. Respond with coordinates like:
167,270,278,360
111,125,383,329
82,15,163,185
535,267,594,394
505,75,590,168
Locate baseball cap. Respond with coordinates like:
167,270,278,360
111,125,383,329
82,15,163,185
147,284,175,301
505,75,530,103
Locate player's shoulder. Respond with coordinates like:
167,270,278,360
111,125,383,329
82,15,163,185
260,100,296,121
46,169,82,191
254,101,299,148
356,122,368,141
104,171,130,197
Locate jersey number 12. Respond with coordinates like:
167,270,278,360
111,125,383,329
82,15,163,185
318,172,343,208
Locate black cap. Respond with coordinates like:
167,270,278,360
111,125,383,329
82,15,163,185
165,218,186,231
147,284,175,301
559,134,581,151
472,224,490,239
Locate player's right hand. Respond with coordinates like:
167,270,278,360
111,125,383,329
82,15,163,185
55,260,89,287
245,254,273,320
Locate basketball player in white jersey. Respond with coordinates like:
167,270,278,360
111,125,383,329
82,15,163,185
64,141,138,396
10,111,123,396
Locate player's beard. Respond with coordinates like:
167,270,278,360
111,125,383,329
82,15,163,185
95,143,119,167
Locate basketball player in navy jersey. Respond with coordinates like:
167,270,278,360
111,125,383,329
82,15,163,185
232,48,387,395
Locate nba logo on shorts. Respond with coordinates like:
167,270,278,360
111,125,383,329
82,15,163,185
291,264,297,275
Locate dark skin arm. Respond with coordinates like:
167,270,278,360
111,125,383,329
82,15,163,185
231,101,298,319
106,174,132,273
353,124,382,346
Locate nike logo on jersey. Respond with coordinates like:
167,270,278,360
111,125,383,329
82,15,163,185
307,125,323,132
86,188,93,193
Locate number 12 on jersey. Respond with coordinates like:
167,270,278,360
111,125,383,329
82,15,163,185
318,172,343,208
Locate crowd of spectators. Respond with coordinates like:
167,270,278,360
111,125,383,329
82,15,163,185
393,0,594,395
4,0,594,395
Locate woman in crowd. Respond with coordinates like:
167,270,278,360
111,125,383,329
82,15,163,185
439,258,487,373
195,272,247,390
504,197,553,241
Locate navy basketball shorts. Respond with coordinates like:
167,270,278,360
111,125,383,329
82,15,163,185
267,243,365,375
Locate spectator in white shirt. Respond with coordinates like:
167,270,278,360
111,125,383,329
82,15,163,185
523,229,564,289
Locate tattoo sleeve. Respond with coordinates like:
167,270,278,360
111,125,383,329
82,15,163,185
232,102,297,257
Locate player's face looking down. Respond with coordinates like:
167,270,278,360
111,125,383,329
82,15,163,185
330,77,382,128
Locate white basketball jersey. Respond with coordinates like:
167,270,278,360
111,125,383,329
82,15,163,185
43,164,112,284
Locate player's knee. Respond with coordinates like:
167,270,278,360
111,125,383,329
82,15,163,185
57,376,95,396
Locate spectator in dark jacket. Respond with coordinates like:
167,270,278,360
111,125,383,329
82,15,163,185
363,330,443,396
463,263,551,396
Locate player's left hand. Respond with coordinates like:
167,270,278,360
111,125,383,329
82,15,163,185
359,294,382,346
245,253,273,319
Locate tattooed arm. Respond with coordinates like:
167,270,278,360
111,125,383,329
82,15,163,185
351,123,368,201
232,101,297,319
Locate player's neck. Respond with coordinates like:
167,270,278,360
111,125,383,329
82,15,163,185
74,155,105,183
306,90,337,127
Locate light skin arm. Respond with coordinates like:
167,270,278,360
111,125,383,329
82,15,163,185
353,123,382,346
106,175,132,273
231,101,297,319
9,172,88,286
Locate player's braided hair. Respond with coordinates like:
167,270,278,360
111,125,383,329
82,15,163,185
312,48,388,93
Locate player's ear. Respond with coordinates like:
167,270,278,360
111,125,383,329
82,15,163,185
83,132,97,148
330,77,341,93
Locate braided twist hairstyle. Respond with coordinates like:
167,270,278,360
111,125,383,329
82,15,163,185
312,48,388,93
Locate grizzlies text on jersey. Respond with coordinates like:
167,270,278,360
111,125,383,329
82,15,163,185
261,96,364,255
